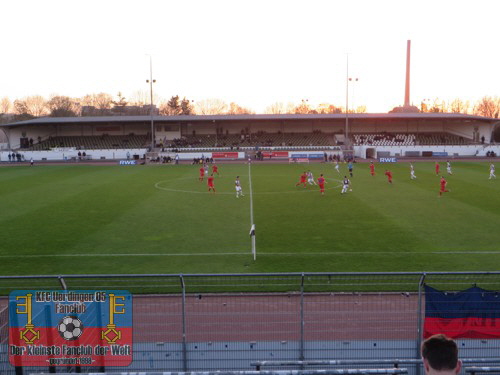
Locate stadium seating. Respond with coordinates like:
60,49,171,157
19,131,471,151
168,132,334,149
353,133,416,146
352,132,470,146
23,135,149,150
415,132,469,145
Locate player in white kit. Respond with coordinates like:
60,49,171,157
341,176,351,194
235,176,244,197
307,170,317,185
446,160,453,175
410,163,417,179
489,164,496,179
334,161,340,174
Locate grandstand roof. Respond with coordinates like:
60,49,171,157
1,113,498,127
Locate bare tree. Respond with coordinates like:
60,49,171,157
474,96,500,118
354,105,367,113
427,98,446,113
14,100,28,115
48,95,80,117
80,93,113,111
317,103,342,114
14,96,48,117
94,93,113,111
293,100,311,114
28,95,48,117
0,97,11,114
129,90,150,106
449,98,470,114
264,102,286,114
194,98,228,115
80,94,95,107
227,102,254,115
285,102,297,114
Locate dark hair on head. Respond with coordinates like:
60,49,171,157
421,334,458,371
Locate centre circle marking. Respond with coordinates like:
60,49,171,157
154,177,342,195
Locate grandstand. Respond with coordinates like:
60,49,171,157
0,113,500,162
0,113,498,161
16,132,470,152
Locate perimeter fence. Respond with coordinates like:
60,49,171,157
1,272,500,375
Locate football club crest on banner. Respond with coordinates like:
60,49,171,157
9,290,132,367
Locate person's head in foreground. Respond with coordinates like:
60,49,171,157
421,334,461,375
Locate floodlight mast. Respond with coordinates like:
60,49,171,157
345,54,349,148
146,55,156,151
345,54,358,151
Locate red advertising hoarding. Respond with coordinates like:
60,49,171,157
262,151,289,158
212,152,239,159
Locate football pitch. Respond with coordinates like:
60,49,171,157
1,161,499,276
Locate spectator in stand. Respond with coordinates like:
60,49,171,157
421,334,461,375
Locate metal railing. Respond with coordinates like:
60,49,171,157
465,367,500,375
252,360,500,371
28,370,410,375
2,272,500,375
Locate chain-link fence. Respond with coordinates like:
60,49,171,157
1,272,500,375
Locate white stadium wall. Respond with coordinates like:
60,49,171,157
355,144,500,158
164,152,246,160
0,148,148,162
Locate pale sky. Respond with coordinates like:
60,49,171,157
1,0,499,113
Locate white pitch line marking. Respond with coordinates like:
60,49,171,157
257,251,500,255
0,252,249,258
154,179,342,195
4,251,500,258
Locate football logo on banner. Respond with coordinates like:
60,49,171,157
9,290,132,367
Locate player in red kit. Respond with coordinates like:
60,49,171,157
212,164,220,176
317,174,326,195
385,169,393,184
199,166,205,181
435,162,440,176
207,174,216,193
439,176,450,196
369,161,376,176
295,172,307,188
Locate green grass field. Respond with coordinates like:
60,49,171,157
1,161,499,276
